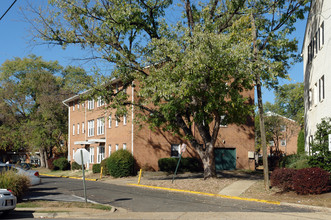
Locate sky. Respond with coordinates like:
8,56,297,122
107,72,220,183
0,0,307,104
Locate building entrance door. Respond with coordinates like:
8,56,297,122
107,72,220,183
215,148,236,170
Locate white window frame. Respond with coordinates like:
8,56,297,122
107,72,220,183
108,145,112,156
77,101,80,110
73,124,75,135
280,125,286,132
320,21,324,49
89,147,94,163
97,97,104,107
115,115,119,127
269,141,275,147
88,120,95,137
116,144,119,151
319,75,325,102
123,114,127,125
314,83,318,106
123,143,127,150
308,88,313,110
280,139,286,147
73,149,75,160
97,146,105,163
77,123,80,135
82,122,85,134
108,115,112,128
88,99,95,110
97,117,105,135
72,102,75,111
219,115,227,127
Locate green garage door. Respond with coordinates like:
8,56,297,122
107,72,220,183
215,148,236,170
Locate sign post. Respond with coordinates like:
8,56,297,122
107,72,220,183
172,144,187,183
74,149,90,203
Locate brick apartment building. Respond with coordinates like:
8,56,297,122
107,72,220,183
63,80,256,171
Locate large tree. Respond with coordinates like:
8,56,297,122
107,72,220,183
0,55,92,167
264,82,304,126
27,0,308,178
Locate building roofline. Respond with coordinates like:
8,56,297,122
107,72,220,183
265,111,296,122
301,1,313,55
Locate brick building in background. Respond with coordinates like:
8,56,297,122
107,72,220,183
63,79,255,171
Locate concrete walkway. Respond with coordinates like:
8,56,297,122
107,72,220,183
218,180,257,196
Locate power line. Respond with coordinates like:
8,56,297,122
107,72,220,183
0,0,18,22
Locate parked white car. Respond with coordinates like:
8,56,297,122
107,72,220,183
0,189,17,216
0,164,41,186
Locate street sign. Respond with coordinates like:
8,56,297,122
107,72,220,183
74,149,90,165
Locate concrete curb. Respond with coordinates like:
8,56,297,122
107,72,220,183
280,202,331,213
40,173,98,181
127,183,281,205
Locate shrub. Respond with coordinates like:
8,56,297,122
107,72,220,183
292,167,330,195
71,161,82,170
0,170,30,201
47,157,59,171
106,150,134,178
100,158,109,175
53,157,70,171
158,157,202,173
308,117,331,172
297,129,305,154
158,158,178,172
279,154,310,169
270,168,296,192
92,164,101,173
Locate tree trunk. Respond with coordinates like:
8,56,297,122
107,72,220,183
197,143,216,179
251,13,269,190
40,148,46,168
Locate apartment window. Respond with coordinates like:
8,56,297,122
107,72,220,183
123,143,127,150
88,99,94,110
97,146,105,163
314,33,318,55
171,144,180,157
115,115,119,127
97,97,104,107
309,135,314,155
77,123,80,135
314,83,318,106
72,149,75,160
108,115,112,128
108,145,112,156
82,122,85,134
123,114,127,125
73,124,75,135
116,144,119,151
280,125,286,132
308,42,312,63
89,147,94,163
269,141,275,147
82,102,85,107
88,120,95,137
320,21,324,49
72,102,75,111
97,118,105,135
220,115,227,127
77,101,80,110
319,75,325,102
280,139,286,146
308,88,313,109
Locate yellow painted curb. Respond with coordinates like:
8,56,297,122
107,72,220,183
40,173,97,181
128,183,280,205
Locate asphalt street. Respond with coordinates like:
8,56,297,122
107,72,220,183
24,176,314,213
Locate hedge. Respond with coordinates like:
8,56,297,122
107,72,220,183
158,157,202,173
271,167,330,195
53,157,70,171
